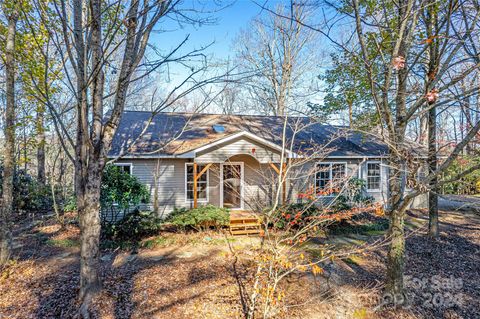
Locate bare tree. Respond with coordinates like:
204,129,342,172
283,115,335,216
348,0,480,301
254,0,480,304
424,0,440,238
36,103,46,184
235,2,319,116
28,0,192,315
0,2,18,266
23,1,232,315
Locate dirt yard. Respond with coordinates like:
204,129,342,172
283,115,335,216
0,205,479,319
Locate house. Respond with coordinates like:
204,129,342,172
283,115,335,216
108,111,426,216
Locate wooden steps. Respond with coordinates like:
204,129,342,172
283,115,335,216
229,214,263,236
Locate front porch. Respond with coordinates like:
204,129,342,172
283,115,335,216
189,155,285,236
186,131,292,212
188,150,287,236
190,154,289,211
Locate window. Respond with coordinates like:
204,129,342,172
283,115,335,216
114,163,131,175
212,124,225,133
315,163,346,195
185,163,208,202
366,162,381,191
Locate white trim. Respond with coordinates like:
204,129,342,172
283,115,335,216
184,162,210,203
314,161,348,197
113,162,133,175
220,162,245,210
110,153,388,160
365,161,382,192
113,154,187,159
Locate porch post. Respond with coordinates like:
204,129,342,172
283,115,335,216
193,163,212,209
193,162,198,208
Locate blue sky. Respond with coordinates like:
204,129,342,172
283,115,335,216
143,1,279,107
142,0,337,119
150,1,271,62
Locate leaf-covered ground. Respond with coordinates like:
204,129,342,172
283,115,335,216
0,205,479,318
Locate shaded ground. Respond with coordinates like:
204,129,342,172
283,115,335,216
0,202,479,318
0,221,323,319
340,208,480,319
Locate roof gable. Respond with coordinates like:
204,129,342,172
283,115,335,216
194,133,287,164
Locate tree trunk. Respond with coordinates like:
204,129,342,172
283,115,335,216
36,105,46,184
428,103,438,238
386,208,406,297
385,155,407,304
0,10,18,266
419,114,428,145
426,0,439,238
385,0,409,298
77,167,103,318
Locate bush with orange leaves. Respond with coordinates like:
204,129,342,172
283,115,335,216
242,187,381,319
271,177,375,232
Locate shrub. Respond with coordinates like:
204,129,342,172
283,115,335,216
102,209,162,242
166,205,230,231
0,166,52,215
441,156,480,195
274,178,374,230
273,203,320,229
332,178,374,211
101,164,150,210
329,219,389,236
63,195,77,212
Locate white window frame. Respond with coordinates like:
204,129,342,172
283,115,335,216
366,161,382,192
113,162,133,175
184,163,209,203
315,162,347,197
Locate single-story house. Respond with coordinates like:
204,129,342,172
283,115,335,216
108,111,426,216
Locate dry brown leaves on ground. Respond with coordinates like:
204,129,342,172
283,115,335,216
0,208,479,318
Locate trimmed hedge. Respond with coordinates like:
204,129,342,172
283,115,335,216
166,205,230,231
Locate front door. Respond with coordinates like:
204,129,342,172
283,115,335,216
222,163,243,209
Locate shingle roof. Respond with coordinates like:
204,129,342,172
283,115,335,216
108,111,389,158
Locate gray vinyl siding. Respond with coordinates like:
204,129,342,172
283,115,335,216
358,159,389,204
116,159,189,217
288,159,371,205
115,155,424,216
116,156,277,216
195,136,282,164
256,157,392,207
